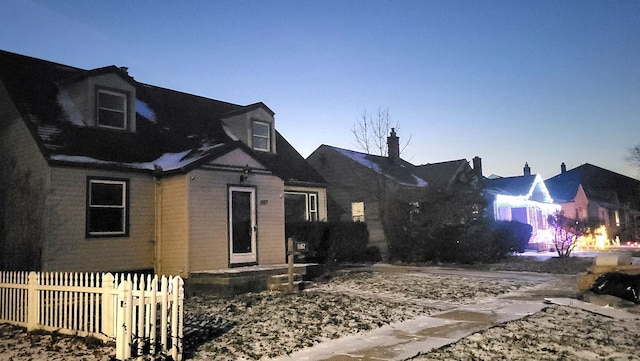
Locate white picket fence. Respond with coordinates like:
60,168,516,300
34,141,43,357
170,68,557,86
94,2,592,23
0,271,184,361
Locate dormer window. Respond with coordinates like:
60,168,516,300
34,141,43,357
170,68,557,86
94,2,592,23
97,89,128,130
252,120,270,152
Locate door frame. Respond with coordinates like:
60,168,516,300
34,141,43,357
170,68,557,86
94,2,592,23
228,186,257,265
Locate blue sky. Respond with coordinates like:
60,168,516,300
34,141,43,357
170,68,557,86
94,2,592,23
2,0,639,179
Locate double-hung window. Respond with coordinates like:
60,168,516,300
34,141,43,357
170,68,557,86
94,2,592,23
284,192,318,223
351,202,365,222
251,120,270,152
87,178,128,237
97,89,128,129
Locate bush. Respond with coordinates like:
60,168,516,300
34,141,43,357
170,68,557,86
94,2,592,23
386,213,533,264
488,220,532,254
285,221,376,264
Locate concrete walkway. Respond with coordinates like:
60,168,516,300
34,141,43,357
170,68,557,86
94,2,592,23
271,266,579,361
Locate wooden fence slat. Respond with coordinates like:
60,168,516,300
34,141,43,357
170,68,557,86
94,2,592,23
0,271,183,361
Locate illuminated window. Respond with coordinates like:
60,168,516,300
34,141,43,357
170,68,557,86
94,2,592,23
252,121,270,151
351,202,365,222
97,89,128,129
87,178,128,237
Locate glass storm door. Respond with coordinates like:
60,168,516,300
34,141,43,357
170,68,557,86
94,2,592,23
229,187,257,264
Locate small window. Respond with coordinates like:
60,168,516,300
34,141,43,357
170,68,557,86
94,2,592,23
252,121,270,151
87,178,128,237
97,89,127,129
309,193,318,222
352,202,365,222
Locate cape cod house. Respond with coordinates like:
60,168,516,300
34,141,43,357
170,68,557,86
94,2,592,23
545,163,640,243
307,130,480,258
0,50,326,279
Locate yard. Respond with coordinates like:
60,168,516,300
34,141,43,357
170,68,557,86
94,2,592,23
2,255,640,361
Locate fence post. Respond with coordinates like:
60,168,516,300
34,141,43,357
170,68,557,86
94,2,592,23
149,275,158,355
102,273,115,338
171,276,184,361
116,279,133,360
161,276,168,352
27,272,39,331
137,277,145,356
287,237,294,293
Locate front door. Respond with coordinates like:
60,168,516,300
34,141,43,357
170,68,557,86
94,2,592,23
229,187,257,264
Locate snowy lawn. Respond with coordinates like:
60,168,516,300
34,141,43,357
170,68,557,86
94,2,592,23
415,305,640,360
185,270,538,360
2,264,637,361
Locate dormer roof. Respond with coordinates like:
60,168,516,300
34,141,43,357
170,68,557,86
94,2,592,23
0,49,324,185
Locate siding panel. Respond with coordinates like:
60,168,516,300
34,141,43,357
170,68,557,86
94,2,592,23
46,167,155,272
158,175,189,277
188,169,285,271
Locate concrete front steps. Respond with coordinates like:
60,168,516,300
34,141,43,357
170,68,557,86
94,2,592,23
185,263,321,297
268,273,307,292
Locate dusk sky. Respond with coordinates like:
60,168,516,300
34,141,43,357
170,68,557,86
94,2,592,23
2,0,639,179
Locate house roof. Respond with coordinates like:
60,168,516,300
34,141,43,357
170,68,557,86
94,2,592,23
414,159,471,188
312,145,429,187
484,173,555,205
485,174,539,197
0,50,324,185
254,132,326,186
545,163,640,209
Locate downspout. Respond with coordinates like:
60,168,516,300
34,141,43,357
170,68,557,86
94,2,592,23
154,177,162,275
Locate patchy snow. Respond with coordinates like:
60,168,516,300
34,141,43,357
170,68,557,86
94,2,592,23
222,124,239,141
56,88,86,126
334,148,382,173
147,149,193,171
2,269,639,361
412,174,428,187
416,306,640,360
50,145,223,172
135,99,156,123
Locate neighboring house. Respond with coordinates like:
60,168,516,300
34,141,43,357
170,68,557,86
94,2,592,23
545,163,640,242
306,129,479,257
483,163,561,246
0,50,326,276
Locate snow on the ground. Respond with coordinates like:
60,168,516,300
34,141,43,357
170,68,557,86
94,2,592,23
1,269,638,361
0,323,113,360
414,305,640,361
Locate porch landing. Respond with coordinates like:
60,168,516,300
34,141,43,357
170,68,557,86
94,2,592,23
185,263,322,297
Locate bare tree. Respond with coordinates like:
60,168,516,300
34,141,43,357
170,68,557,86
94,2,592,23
628,144,640,171
351,108,411,156
547,211,588,258
0,158,45,270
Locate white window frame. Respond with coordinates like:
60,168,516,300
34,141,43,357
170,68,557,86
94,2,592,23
309,193,318,221
87,178,128,237
251,120,270,152
97,89,128,130
285,191,319,222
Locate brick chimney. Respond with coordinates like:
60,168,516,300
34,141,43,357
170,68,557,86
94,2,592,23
561,162,567,174
523,162,531,176
387,128,399,160
472,156,482,178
